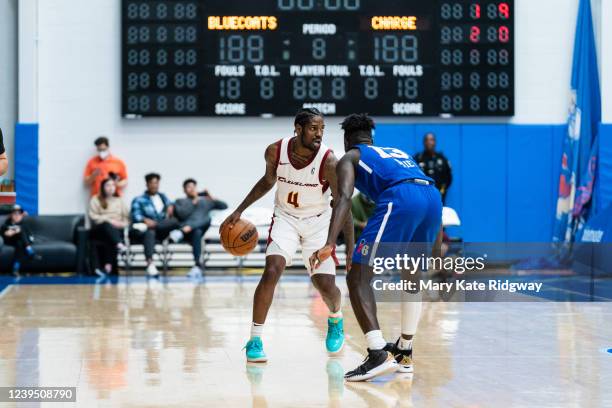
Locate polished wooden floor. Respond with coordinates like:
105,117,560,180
0,276,611,407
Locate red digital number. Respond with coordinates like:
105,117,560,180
470,26,481,43
471,4,481,19
498,2,510,19
499,26,510,43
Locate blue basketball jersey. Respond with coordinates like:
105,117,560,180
354,144,433,202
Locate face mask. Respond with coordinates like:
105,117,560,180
99,150,110,160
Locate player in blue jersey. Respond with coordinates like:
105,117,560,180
310,113,442,382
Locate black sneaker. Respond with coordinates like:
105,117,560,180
384,339,413,373
344,349,398,382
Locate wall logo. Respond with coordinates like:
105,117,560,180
582,228,604,243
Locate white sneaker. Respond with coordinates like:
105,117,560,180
187,265,202,278
146,263,160,277
169,229,184,243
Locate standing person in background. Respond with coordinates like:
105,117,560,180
88,178,129,276
414,133,452,204
0,128,8,176
170,179,228,277
351,192,376,240
2,205,41,275
84,136,128,197
130,173,178,277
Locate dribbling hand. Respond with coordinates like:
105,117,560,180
219,211,241,234
309,244,334,270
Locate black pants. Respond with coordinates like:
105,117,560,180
130,219,180,261
91,222,124,270
4,226,34,264
185,224,207,267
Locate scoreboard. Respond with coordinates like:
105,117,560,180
122,0,514,117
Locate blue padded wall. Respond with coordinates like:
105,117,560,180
461,125,508,242
376,123,566,242
507,125,556,242
598,124,612,212
15,123,39,215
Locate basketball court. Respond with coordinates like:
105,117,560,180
1,274,611,407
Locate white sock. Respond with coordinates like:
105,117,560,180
365,330,386,350
329,298,343,319
329,310,343,319
401,292,422,338
251,323,264,339
398,337,413,351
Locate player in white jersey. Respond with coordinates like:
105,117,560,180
220,108,354,362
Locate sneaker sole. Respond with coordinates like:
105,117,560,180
397,364,413,373
326,339,345,354
247,356,268,363
345,360,398,382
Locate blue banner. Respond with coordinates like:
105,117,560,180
553,0,601,244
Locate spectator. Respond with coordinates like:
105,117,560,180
130,173,179,277
351,193,375,239
414,133,453,203
88,178,129,276
0,127,8,176
84,136,128,197
171,179,228,277
1,205,40,275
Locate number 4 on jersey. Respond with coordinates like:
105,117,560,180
287,191,300,208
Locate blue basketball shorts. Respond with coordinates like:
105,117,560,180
352,182,442,266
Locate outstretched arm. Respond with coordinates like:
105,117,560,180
310,149,360,269
323,153,355,271
219,142,279,231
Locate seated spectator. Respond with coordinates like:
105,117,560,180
88,178,129,276
351,193,375,239
1,205,41,275
170,179,228,277
130,173,179,277
84,136,128,197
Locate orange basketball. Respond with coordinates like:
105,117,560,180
220,219,259,256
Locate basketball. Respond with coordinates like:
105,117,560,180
221,219,259,256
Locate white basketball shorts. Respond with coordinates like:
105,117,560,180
266,208,337,276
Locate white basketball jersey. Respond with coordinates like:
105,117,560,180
274,137,332,218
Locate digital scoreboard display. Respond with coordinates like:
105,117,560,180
122,0,514,117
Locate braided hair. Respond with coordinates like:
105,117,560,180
294,107,323,128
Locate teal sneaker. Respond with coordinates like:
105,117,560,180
244,337,267,362
326,317,345,353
